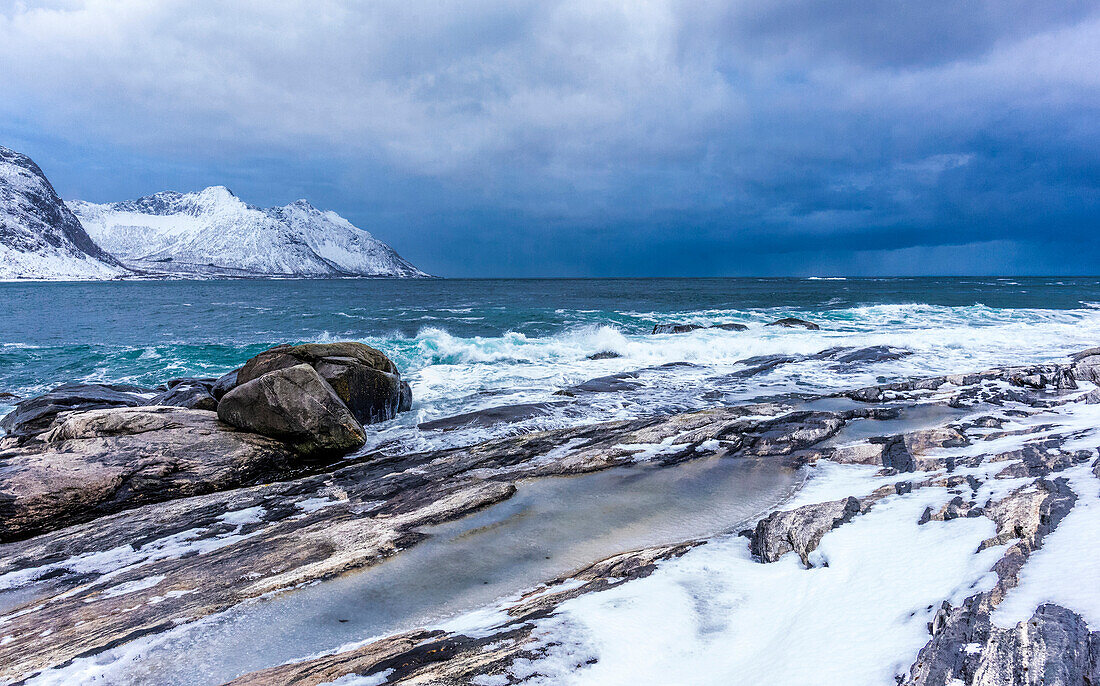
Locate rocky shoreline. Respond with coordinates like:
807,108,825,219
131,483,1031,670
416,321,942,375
2,344,1100,684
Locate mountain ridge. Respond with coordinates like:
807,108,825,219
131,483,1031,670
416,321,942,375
0,145,129,280
69,185,429,279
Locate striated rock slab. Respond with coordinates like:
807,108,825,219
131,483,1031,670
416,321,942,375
0,382,153,442
0,406,298,543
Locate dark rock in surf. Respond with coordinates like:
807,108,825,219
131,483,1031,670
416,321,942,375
562,372,641,394
0,382,153,441
313,357,407,425
218,364,366,457
587,351,623,360
418,401,572,431
652,323,702,334
828,345,911,364
652,323,748,334
766,317,821,330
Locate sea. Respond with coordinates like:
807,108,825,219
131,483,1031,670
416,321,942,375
3,277,1100,454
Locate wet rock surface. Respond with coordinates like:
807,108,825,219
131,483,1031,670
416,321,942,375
0,397,874,680
651,322,748,334
418,401,573,431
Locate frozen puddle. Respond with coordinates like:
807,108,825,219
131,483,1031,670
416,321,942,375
58,457,799,685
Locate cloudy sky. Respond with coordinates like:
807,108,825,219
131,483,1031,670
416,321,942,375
2,0,1098,276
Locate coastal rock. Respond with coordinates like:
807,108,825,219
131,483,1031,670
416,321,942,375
231,342,409,425
979,477,1077,550
218,364,366,457
711,322,749,331
652,323,702,334
0,382,152,440
0,406,297,542
150,379,217,410
906,601,1100,686
313,357,406,425
1070,346,1100,384
237,342,399,385
766,317,821,330
826,345,911,364
418,401,571,431
211,367,241,400
587,351,623,360
747,496,861,565
1009,367,1077,391
561,372,641,394
651,323,748,334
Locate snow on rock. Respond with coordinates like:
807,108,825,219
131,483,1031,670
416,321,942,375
515,484,1004,686
68,188,428,278
0,146,128,281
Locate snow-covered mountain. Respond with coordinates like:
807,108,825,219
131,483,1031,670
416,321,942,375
68,187,428,278
0,146,128,280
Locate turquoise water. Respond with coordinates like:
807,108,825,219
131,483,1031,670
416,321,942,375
3,277,1100,451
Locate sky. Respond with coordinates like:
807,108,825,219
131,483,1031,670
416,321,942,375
1,0,1098,277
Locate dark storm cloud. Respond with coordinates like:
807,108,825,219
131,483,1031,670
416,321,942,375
1,0,1097,275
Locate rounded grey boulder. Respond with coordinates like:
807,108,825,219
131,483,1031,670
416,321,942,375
218,364,366,457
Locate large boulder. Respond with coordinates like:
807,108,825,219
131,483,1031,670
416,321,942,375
236,342,398,385
0,382,153,441
0,406,298,542
227,342,409,425
218,364,366,457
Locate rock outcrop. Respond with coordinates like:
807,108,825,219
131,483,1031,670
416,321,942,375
0,382,152,442
0,406,297,542
746,496,861,565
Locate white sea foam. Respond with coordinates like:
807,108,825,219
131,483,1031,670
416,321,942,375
349,304,1100,454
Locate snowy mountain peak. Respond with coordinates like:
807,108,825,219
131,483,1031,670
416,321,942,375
69,186,428,278
0,146,127,280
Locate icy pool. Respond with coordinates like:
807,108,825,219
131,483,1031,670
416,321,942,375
60,456,799,685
